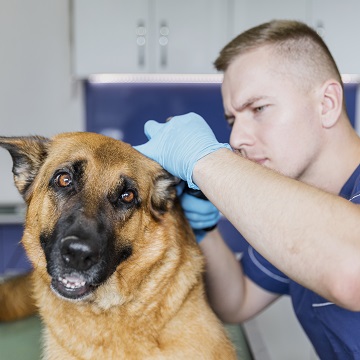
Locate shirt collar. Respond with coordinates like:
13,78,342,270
339,164,360,199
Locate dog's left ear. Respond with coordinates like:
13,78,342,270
150,172,178,219
0,136,50,201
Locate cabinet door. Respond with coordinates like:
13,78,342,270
310,0,360,74
73,0,150,77
231,0,310,37
153,0,230,73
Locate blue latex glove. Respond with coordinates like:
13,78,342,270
134,112,232,189
180,190,220,243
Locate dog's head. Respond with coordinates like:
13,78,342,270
0,132,185,303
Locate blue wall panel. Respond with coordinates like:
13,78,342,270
85,82,231,145
0,225,31,276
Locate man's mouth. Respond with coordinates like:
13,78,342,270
252,158,267,165
246,156,268,165
234,149,268,165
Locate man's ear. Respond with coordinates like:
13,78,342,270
150,172,178,220
320,80,343,129
0,136,50,201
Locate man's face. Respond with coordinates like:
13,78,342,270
221,46,324,182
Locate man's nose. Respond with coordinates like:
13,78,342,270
229,116,256,151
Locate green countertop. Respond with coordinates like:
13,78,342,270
0,316,42,360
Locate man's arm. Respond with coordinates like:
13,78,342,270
194,148,360,311
135,112,360,310
200,228,279,323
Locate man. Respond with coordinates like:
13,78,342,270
135,20,360,357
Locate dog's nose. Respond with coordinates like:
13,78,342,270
60,236,100,271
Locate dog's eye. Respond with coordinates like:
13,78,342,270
120,190,135,203
55,172,72,188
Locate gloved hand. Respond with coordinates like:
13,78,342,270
134,112,232,189
180,190,220,243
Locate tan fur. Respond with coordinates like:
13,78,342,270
0,132,236,360
0,272,37,321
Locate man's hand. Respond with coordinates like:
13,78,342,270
134,112,231,189
180,190,220,243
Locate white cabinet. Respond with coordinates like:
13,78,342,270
309,0,360,74
73,1,360,77
230,0,310,38
73,0,231,77
73,0,149,76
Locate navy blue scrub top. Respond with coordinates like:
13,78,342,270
240,164,360,359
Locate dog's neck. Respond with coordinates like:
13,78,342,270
35,212,209,359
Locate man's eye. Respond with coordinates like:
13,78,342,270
55,172,72,188
120,190,135,204
254,105,267,113
225,116,235,128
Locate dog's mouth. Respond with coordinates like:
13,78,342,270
51,275,96,300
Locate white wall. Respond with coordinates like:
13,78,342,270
244,297,319,359
0,0,84,204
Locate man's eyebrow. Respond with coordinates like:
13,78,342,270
224,96,271,121
236,96,268,111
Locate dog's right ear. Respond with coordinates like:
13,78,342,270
150,172,178,219
0,136,50,201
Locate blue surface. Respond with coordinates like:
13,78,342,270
0,225,31,275
85,82,232,145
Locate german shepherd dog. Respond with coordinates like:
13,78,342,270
0,133,236,359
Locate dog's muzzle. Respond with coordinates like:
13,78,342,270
50,235,101,301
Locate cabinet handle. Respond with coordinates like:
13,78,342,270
136,21,146,68
159,21,169,68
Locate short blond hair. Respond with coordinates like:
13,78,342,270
214,20,343,91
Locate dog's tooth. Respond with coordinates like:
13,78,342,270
57,275,86,289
